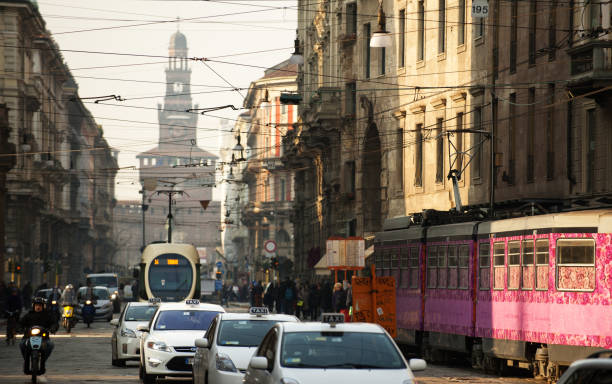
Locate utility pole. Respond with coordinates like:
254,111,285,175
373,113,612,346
140,189,148,250
156,190,183,243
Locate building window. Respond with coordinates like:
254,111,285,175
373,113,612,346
417,0,425,61
346,2,357,36
399,9,406,67
280,178,286,201
438,0,446,53
586,108,596,193
529,0,537,65
508,93,516,184
364,23,371,78
345,82,356,116
344,161,356,195
458,0,465,45
380,47,386,75
475,13,484,39
527,88,535,183
415,123,423,186
547,84,555,180
436,118,444,183
557,238,595,291
396,128,404,191
453,113,463,173
472,107,482,179
510,0,517,73
549,0,557,61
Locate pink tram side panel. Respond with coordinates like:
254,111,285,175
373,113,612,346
423,241,474,336
476,233,612,349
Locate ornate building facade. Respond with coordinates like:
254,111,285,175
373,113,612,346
1,0,117,286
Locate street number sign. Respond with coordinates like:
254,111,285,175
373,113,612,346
472,0,489,18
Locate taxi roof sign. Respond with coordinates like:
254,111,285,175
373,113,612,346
321,313,345,326
149,297,162,305
249,307,269,316
186,299,200,305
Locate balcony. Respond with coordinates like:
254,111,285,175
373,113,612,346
311,87,342,123
567,40,612,97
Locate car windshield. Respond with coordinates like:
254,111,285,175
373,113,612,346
563,367,612,384
88,276,117,288
154,310,220,331
78,287,109,300
124,306,157,322
281,332,406,369
217,320,281,347
148,254,193,301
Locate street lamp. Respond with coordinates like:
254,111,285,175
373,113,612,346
232,136,246,163
289,31,304,65
370,1,393,48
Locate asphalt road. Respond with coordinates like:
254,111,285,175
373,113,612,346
0,304,538,384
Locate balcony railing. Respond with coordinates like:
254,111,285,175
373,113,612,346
568,40,612,93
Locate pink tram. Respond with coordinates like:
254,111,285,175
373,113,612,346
374,209,612,381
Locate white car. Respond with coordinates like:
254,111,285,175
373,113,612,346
138,300,225,384
76,286,113,322
243,314,427,384
110,302,159,366
193,307,299,384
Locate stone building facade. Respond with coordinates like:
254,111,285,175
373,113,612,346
1,0,117,287
242,61,297,281
286,0,612,280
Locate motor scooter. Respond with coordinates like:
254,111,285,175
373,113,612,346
62,305,77,333
23,326,49,383
82,300,95,328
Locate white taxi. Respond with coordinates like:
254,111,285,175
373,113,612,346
192,307,299,384
138,299,225,384
110,302,159,366
243,314,427,384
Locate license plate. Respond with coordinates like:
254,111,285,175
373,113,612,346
185,358,193,365
30,336,42,349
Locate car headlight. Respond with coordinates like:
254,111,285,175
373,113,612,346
120,328,137,338
215,352,237,372
111,294,117,300
147,341,172,352
280,379,300,384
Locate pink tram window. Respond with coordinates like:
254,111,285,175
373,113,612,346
493,242,505,290
507,241,521,290
437,245,448,289
521,239,535,290
409,247,419,289
427,246,437,289
535,239,549,290
447,245,458,289
479,242,490,290
458,245,470,289
556,238,595,292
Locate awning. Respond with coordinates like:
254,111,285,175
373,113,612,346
314,255,330,276
364,245,374,259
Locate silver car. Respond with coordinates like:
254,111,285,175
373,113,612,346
111,302,158,366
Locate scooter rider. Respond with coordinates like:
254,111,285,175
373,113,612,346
61,284,76,307
19,297,55,374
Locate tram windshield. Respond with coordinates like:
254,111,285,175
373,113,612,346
148,253,193,301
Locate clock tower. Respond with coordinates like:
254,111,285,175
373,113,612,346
157,29,198,146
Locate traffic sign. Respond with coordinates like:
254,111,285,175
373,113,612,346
264,240,277,253
216,261,223,268
471,0,489,18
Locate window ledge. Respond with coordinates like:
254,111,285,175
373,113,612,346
457,43,466,54
437,52,446,61
416,60,426,69
474,36,484,47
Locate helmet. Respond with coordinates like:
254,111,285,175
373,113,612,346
65,284,73,290
32,297,46,305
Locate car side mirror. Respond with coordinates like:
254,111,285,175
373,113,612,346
249,356,268,370
136,324,149,332
194,338,209,348
110,319,119,327
408,358,427,371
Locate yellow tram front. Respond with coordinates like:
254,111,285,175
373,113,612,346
140,243,201,302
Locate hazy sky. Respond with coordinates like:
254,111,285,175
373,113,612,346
36,0,297,200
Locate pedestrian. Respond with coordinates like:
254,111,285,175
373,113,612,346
308,283,321,320
282,279,296,315
22,281,32,310
332,282,347,313
320,281,333,312
253,281,264,307
263,282,274,312
0,280,7,314
296,283,309,320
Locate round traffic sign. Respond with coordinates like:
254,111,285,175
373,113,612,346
264,240,277,253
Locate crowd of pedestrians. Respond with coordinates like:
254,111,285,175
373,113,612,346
245,278,352,320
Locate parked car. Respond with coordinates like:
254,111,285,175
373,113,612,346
110,302,159,367
76,286,113,322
